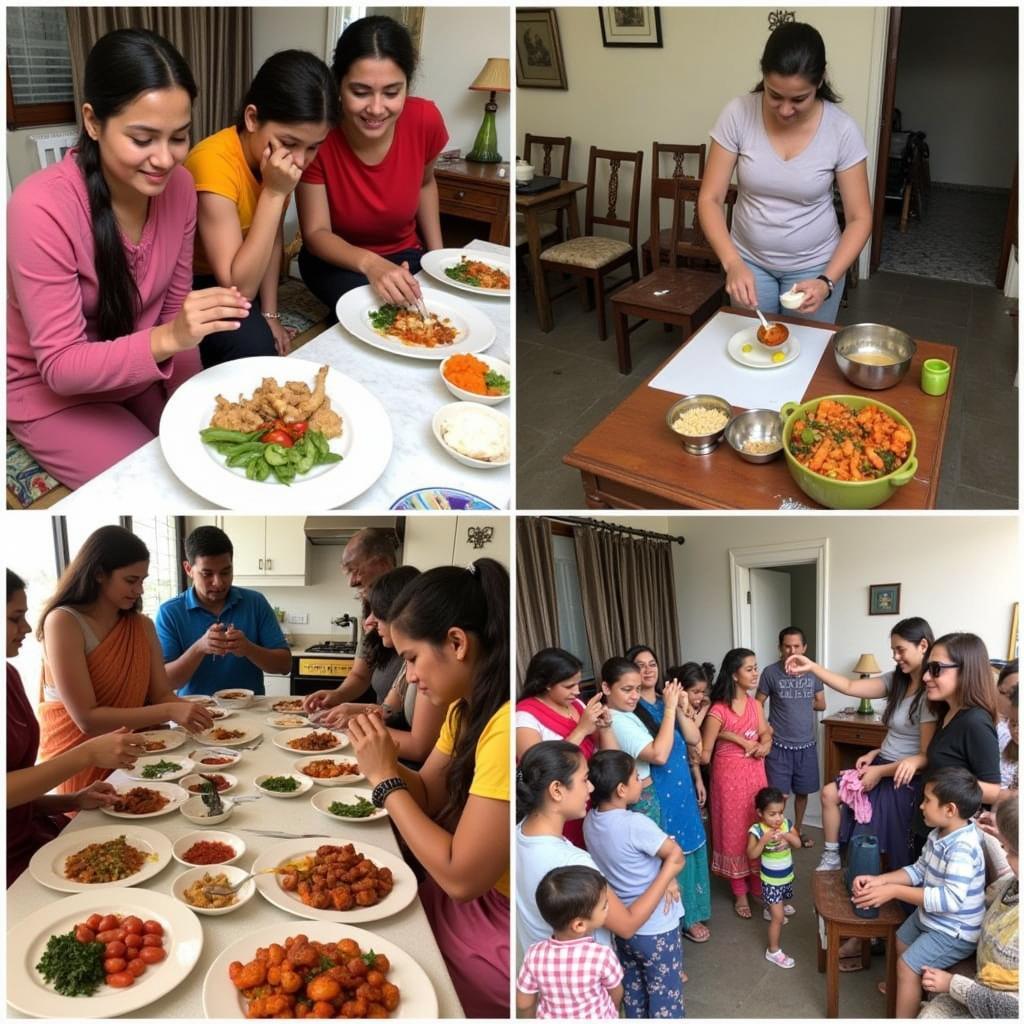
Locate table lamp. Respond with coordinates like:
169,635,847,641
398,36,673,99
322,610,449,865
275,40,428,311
853,653,882,715
466,58,509,163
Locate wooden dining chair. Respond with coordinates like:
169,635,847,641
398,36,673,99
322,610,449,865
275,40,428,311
515,133,572,249
641,142,707,273
609,177,735,373
539,146,643,340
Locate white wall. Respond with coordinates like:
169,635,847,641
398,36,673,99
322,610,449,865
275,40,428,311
894,6,1018,189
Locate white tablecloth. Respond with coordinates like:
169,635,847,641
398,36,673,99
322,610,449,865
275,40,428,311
54,241,511,512
6,704,464,1018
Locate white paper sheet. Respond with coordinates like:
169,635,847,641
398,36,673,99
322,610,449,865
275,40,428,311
648,311,836,410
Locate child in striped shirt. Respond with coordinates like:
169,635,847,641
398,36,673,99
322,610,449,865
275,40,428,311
852,767,986,1018
748,786,802,968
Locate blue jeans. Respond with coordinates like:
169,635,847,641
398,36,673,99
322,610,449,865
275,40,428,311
743,257,846,324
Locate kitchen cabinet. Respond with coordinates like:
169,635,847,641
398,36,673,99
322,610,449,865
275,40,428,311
221,516,308,586
403,515,509,570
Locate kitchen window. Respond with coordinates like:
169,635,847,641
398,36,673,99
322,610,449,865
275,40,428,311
6,7,76,129
128,516,186,619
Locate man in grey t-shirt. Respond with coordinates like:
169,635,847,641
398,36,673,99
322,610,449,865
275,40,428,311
756,626,825,845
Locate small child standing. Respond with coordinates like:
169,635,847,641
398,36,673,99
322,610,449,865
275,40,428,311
583,749,686,1018
516,865,624,1020
852,767,987,1018
747,786,802,968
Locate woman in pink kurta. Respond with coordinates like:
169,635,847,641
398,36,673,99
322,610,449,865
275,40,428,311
701,648,773,917
6,29,250,489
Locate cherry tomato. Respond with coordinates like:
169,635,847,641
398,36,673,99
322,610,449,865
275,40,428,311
96,929,121,944
106,971,135,988
142,934,163,948
97,915,118,933
139,946,166,964
104,958,127,974
126,959,147,977
142,921,163,937
261,429,293,448
123,916,144,934
105,941,127,958
125,934,144,950
75,926,96,944
288,422,309,438
86,914,103,931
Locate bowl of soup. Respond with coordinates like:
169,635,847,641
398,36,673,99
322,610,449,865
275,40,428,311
831,323,916,390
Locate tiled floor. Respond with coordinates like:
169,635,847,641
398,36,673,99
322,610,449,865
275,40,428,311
516,270,1019,509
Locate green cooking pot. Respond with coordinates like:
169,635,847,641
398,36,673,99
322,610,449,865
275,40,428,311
779,394,918,509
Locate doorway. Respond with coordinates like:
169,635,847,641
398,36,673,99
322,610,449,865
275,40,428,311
870,7,1018,287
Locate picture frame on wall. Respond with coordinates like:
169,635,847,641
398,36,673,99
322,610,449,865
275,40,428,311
868,583,901,616
598,7,664,48
516,8,568,89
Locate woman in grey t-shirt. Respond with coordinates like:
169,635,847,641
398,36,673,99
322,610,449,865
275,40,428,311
698,22,872,322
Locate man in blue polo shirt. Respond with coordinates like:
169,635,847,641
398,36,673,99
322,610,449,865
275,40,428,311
156,526,291,696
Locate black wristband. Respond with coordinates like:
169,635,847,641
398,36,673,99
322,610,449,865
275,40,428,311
816,274,834,298
371,776,408,808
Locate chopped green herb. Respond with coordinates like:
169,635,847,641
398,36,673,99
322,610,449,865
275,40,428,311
141,759,181,779
328,796,376,818
36,930,106,997
483,369,510,395
369,305,401,332
260,775,300,792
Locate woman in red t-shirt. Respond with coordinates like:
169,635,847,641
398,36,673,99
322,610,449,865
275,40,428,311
297,16,448,315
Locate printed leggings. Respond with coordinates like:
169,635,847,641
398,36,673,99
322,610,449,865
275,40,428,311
614,929,685,1019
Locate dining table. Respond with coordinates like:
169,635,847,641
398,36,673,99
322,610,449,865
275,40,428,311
6,700,465,1018
516,179,587,332
563,307,957,509
50,240,511,513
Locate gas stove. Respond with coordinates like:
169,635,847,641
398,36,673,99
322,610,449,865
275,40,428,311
305,640,357,655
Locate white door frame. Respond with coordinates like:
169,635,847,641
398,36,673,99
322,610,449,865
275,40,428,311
729,539,830,669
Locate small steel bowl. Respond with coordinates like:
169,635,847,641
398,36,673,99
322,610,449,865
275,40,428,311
832,323,916,390
665,394,733,455
724,409,784,463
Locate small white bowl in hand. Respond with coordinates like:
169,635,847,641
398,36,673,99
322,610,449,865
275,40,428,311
172,829,246,867
172,863,256,915
439,354,511,405
181,794,235,826
254,772,314,799
780,288,805,310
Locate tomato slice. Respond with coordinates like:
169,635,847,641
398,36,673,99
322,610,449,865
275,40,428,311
288,422,309,438
261,429,294,448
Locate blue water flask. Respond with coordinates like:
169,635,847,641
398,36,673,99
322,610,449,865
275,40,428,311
845,833,881,919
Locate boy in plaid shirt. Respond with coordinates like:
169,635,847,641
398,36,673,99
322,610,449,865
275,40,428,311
516,865,624,1019
853,767,987,1018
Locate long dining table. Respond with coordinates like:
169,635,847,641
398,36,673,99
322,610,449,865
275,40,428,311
50,240,511,513
6,701,464,1018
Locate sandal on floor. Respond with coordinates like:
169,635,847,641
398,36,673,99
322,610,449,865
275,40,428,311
683,923,711,942
733,901,752,919
800,834,815,848
838,955,867,973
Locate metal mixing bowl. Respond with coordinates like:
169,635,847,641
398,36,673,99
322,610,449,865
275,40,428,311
724,409,784,463
665,394,733,456
832,323,916,390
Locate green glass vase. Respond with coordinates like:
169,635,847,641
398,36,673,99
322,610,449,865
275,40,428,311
467,103,501,163
856,696,874,715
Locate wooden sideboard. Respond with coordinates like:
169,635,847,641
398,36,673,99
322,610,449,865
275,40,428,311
822,709,888,782
435,159,510,245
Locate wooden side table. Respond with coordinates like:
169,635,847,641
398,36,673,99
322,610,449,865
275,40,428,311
813,869,904,1018
822,710,888,782
435,160,510,246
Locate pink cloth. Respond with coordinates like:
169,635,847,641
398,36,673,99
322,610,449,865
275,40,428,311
707,696,768,880
837,768,874,824
7,152,201,480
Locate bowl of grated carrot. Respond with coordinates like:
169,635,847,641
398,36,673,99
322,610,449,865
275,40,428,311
440,353,511,406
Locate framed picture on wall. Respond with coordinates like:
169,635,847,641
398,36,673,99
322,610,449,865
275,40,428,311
598,7,663,48
516,9,568,89
868,583,901,616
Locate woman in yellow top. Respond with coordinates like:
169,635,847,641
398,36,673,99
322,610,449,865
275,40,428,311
348,558,510,1018
184,51,337,366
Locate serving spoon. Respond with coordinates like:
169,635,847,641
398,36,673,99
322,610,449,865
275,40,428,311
202,864,289,898
754,307,771,331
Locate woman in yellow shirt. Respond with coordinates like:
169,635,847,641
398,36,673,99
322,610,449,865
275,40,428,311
184,51,336,366
348,558,510,1018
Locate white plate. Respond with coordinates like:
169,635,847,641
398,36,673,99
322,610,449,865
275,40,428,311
28,824,173,894
336,284,496,360
265,713,311,729
274,727,349,754
254,772,314,798
201,920,437,1018
192,724,262,747
310,787,388,823
159,356,392,511
134,730,187,753
188,748,242,768
270,699,307,714
204,707,236,722
172,863,257,916
432,401,511,468
182,694,216,705
727,326,801,369
420,247,511,296
172,830,245,867
7,888,203,1019
294,755,366,785
100,782,188,819
180,772,238,795
125,755,195,782
251,838,418,923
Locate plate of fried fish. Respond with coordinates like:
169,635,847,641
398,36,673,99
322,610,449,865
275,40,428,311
336,285,496,360
159,357,392,510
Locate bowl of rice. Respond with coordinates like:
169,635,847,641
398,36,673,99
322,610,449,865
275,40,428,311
665,395,733,455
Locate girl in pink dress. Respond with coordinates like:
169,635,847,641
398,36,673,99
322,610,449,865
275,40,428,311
701,648,774,917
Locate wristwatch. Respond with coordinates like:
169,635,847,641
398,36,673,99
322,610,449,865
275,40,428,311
371,777,408,808
816,274,835,299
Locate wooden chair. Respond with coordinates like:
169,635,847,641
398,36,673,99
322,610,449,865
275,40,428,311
538,146,643,340
609,178,736,373
641,142,707,273
515,134,572,250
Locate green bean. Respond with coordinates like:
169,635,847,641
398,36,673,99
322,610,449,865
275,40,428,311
200,427,263,444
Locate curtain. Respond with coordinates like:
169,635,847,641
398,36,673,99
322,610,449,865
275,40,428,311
573,527,680,676
516,518,560,690
66,7,252,145
368,7,425,52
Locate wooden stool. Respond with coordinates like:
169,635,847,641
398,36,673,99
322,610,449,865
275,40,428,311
812,869,905,1019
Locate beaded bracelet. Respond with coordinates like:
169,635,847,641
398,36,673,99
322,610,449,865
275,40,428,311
262,312,282,320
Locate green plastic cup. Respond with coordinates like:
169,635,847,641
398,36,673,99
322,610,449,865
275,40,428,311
920,358,950,396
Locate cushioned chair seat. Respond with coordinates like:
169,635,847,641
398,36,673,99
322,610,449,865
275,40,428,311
541,235,632,269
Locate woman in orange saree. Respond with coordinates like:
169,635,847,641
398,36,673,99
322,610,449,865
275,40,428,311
38,526,216,794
